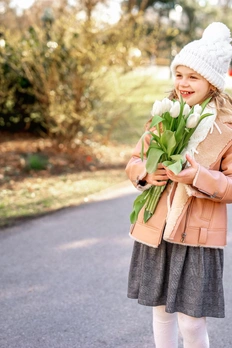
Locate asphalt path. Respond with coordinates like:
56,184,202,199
0,181,232,348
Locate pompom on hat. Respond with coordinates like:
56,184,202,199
170,22,232,91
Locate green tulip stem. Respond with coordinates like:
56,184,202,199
144,184,167,222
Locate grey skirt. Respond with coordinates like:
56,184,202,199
127,239,225,318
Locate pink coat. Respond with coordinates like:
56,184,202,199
126,115,232,248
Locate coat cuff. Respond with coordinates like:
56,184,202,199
135,169,151,191
192,165,226,199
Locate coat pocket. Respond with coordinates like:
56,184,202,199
129,221,162,248
200,199,214,221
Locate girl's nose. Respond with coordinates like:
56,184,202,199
180,78,189,87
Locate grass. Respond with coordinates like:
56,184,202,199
94,67,173,144
0,169,128,227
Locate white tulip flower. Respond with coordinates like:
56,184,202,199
151,100,163,116
169,101,181,118
182,103,191,118
161,98,173,113
193,104,202,115
186,112,200,128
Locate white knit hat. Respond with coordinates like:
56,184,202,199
170,22,232,91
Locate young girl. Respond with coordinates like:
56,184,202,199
125,22,232,348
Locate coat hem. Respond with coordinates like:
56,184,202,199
163,237,225,249
129,231,225,249
129,232,159,248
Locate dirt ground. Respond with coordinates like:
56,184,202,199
0,131,133,227
0,131,131,188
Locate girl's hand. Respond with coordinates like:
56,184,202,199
145,163,169,186
164,154,199,185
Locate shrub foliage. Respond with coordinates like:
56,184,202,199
0,8,154,141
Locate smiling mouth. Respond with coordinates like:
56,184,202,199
180,91,194,95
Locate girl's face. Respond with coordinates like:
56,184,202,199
174,65,211,106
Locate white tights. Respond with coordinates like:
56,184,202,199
153,306,210,348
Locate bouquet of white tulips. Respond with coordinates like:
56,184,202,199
130,97,213,224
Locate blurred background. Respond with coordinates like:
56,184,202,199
1,0,232,226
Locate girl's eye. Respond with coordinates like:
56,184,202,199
190,76,197,79
176,74,182,78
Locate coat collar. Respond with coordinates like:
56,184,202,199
195,116,232,168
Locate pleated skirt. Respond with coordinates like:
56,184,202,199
127,239,225,318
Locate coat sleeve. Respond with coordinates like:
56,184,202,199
191,144,232,203
125,132,152,191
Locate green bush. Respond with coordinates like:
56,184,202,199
23,153,49,171
0,21,102,139
0,8,169,143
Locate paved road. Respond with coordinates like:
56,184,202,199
0,181,232,348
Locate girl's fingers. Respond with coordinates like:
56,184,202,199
157,163,165,168
163,155,200,185
146,171,168,185
152,180,167,186
154,173,168,179
185,154,194,165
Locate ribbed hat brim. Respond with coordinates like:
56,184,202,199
170,51,225,91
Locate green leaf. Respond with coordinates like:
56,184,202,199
162,160,173,167
170,154,184,161
130,190,148,223
198,112,213,123
162,112,172,130
146,147,164,173
140,131,150,161
144,209,152,223
160,130,176,157
150,133,162,146
175,116,186,143
149,115,163,129
166,159,183,174
182,111,213,148
148,142,162,150
130,211,137,224
200,97,211,112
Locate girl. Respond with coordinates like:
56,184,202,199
125,22,232,348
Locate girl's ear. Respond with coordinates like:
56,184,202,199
209,85,219,99
210,85,217,92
